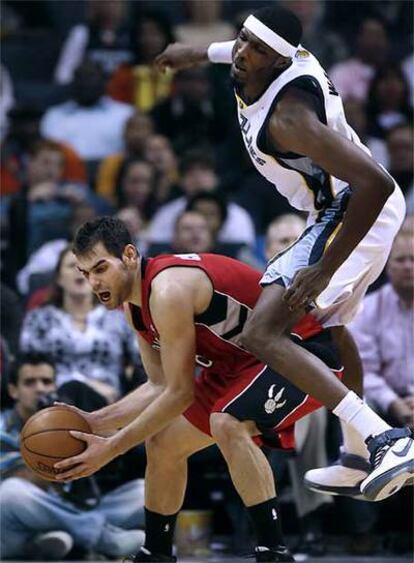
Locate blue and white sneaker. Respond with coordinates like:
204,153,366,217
304,448,371,500
360,427,414,501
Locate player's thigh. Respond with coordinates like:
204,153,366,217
146,415,215,460
246,282,304,334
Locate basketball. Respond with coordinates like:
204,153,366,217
20,406,91,481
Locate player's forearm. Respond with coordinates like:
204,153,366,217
110,387,193,456
91,381,165,432
319,176,394,274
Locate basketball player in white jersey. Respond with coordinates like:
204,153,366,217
155,5,413,503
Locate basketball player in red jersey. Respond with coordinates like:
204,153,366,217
55,217,344,562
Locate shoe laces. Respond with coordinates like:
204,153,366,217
366,427,412,469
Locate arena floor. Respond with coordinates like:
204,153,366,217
5,557,412,562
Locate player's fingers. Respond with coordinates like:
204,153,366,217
69,430,90,441
53,401,77,411
56,464,88,481
54,455,83,470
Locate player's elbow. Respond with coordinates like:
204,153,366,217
374,168,395,199
171,385,194,409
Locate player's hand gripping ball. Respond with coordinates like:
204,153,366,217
20,406,91,481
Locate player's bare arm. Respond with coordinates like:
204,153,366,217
54,268,210,480
154,42,208,72
54,319,167,435
268,91,395,309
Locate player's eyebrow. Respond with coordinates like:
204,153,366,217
241,27,272,53
77,258,107,275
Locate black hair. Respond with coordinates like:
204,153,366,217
115,157,157,219
72,216,135,259
186,192,228,225
46,244,74,309
252,6,302,48
366,64,412,122
9,352,55,386
179,148,216,176
131,9,175,63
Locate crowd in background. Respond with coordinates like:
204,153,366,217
0,0,413,560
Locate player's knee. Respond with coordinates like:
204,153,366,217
210,413,248,449
240,315,283,357
146,430,188,466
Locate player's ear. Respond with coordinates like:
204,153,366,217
273,54,291,71
122,244,138,268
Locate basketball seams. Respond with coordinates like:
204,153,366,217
19,406,91,481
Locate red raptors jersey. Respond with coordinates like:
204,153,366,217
128,253,323,372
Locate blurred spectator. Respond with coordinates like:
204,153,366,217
349,225,414,427
115,206,148,255
342,98,388,166
280,0,348,68
115,158,158,222
107,10,175,112
147,149,255,246
1,105,87,196
151,67,229,154
174,0,235,48
143,134,180,205
0,283,23,357
386,125,413,209
265,213,307,262
16,202,96,296
0,64,15,141
172,210,215,254
330,17,390,101
19,246,140,403
96,110,154,204
402,53,414,106
54,0,133,85
41,61,133,161
366,65,413,139
3,140,102,286
0,352,145,560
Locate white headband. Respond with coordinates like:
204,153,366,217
243,15,297,58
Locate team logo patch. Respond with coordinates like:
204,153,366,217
295,49,310,59
264,385,286,414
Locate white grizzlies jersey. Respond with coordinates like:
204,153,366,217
235,47,370,213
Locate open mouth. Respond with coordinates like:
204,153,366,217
98,291,111,304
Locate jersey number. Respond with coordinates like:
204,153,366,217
174,253,201,261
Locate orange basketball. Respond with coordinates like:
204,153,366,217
20,406,91,481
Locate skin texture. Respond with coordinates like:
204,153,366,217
54,244,274,511
155,28,396,411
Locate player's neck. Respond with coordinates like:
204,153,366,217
125,265,142,307
238,65,290,104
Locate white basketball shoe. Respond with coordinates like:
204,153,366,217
360,427,414,501
304,448,371,500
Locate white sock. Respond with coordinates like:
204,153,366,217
333,391,391,443
340,419,369,459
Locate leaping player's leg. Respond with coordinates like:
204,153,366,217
241,282,352,409
305,326,372,499
131,416,214,562
210,412,294,562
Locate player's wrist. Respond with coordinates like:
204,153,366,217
207,40,235,64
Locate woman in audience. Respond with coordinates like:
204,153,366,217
54,0,133,84
19,245,140,403
107,10,175,112
366,64,413,139
115,158,159,222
